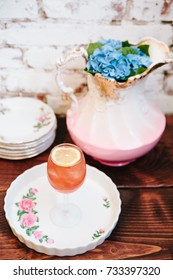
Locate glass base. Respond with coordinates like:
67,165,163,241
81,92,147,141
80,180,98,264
50,203,82,228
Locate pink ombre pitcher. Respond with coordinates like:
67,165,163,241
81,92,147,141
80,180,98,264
56,37,172,166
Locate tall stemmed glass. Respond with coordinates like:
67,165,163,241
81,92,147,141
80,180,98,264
47,143,86,227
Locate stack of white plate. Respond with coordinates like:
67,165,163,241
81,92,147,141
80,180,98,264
0,97,57,160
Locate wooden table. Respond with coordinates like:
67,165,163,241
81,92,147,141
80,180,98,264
0,115,173,260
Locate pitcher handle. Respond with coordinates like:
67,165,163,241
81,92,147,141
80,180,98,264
55,47,88,114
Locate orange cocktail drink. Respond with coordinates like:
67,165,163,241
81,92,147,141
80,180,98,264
47,143,86,227
47,143,86,193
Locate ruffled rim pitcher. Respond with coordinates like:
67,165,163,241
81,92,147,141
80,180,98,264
55,37,173,166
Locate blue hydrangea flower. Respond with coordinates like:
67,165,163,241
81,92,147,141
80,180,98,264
98,39,122,49
140,55,152,67
100,56,131,80
127,54,152,72
86,39,152,81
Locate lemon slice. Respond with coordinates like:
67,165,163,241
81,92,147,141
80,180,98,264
51,145,81,167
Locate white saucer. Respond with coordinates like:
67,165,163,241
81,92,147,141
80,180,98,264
0,133,55,160
0,97,56,144
0,97,57,159
4,163,121,256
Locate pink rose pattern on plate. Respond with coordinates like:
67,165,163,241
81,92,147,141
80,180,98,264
92,229,105,240
16,189,110,243
15,188,54,244
33,107,51,132
91,197,111,240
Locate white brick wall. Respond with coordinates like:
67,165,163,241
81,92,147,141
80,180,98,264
0,0,173,114
0,48,23,68
130,0,160,21
0,0,38,19
23,47,64,70
44,0,129,23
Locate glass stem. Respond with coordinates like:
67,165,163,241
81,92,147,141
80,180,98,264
62,194,69,215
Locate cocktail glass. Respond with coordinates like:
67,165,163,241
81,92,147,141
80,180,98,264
47,143,86,227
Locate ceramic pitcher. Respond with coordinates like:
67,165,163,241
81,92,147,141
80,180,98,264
56,37,172,166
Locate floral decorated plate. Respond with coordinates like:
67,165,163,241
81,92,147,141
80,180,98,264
0,97,57,144
0,132,55,160
4,163,121,256
0,121,57,149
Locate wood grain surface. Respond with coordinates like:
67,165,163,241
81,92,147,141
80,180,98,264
0,115,173,260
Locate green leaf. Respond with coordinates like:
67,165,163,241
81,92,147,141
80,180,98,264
138,44,150,56
17,210,28,220
116,78,128,83
122,40,132,47
84,68,96,75
17,209,22,216
87,42,104,57
43,235,48,241
103,201,110,208
115,47,121,51
31,225,39,231
26,225,39,236
122,47,138,56
135,67,147,75
26,228,32,236
23,193,36,200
